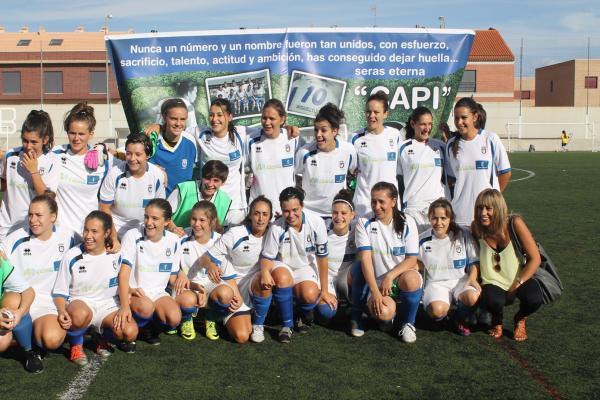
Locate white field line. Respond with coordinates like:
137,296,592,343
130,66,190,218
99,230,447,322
511,168,536,182
57,356,106,400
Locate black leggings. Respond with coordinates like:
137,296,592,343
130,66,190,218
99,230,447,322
480,280,544,326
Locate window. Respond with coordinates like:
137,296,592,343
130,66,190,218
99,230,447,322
2,72,21,94
459,70,476,92
520,90,531,100
89,71,107,94
49,38,63,46
44,71,63,94
585,76,598,89
17,39,31,46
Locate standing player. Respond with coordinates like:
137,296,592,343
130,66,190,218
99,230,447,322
201,196,272,343
2,193,76,362
53,211,137,365
0,110,60,237
295,104,357,222
246,99,303,217
418,198,480,335
446,98,511,226
99,133,165,238
354,182,422,342
398,107,446,233
258,187,331,343
116,199,182,346
54,103,116,235
351,91,404,216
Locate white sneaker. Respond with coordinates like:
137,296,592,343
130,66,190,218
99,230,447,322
250,324,265,343
350,320,365,337
399,323,417,343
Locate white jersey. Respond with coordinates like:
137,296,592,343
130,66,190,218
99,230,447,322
246,129,302,216
0,148,60,236
193,125,248,211
99,163,166,237
445,130,511,226
355,212,419,281
52,244,121,303
295,139,357,217
120,227,182,292
418,227,479,282
207,224,265,279
53,145,116,233
398,138,446,210
261,209,328,271
327,226,357,280
2,226,76,298
179,230,220,279
351,127,403,216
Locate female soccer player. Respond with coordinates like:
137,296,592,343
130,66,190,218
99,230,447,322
316,189,357,322
246,100,303,217
54,103,116,235
354,182,421,343
418,198,480,336
351,91,403,216
471,189,543,341
148,98,197,196
201,196,272,343
0,110,59,237
258,187,331,343
116,199,182,346
53,211,137,366
2,193,76,360
172,201,222,341
446,98,512,226
295,104,357,221
398,107,446,233
99,133,165,238
0,257,38,372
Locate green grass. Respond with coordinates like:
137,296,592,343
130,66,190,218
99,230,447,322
1,152,599,399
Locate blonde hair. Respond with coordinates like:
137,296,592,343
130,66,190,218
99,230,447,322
470,189,509,240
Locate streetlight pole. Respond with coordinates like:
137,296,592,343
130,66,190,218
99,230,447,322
104,14,113,142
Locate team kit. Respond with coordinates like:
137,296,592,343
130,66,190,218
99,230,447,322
0,89,518,374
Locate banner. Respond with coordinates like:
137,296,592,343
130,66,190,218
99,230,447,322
106,28,474,139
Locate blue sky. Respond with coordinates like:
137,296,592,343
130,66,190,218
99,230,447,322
2,0,599,75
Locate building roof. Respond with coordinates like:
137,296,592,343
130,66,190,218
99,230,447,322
0,29,128,52
469,29,515,62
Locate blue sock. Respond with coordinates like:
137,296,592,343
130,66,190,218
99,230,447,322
299,301,317,315
273,287,293,328
180,306,197,322
12,313,33,351
67,328,87,346
350,262,368,322
317,303,336,320
210,300,231,317
397,288,423,325
251,294,272,326
159,321,177,332
133,312,152,328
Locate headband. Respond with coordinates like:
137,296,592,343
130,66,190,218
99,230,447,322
333,199,354,211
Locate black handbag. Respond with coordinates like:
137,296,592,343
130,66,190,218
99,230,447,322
508,216,563,304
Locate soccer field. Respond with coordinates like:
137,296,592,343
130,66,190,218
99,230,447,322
1,152,598,400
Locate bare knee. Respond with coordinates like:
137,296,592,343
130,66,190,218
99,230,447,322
272,268,293,288
295,282,319,304
427,302,449,319
397,270,422,292
176,290,198,309
211,285,234,304
131,297,154,318
460,290,479,307
67,303,92,329
1,292,21,309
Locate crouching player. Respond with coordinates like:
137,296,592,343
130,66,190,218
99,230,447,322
200,196,272,343
116,199,182,346
0,257,38,372
418,198,480,335
52,211,137,366
257,187,332,343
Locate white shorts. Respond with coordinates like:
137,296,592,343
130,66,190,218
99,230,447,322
144,288,171,302
225,209,246,226
237,269,259,306
30,294,58,321
422,275,478,308
191,276,231,298
272,262,320,288
404,206,431,235
329,264,351,302
71,296,120,332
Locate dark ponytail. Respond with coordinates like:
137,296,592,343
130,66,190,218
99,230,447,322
371,182,405,236
452,97,487,157
211,98,237,145
405,106,432,140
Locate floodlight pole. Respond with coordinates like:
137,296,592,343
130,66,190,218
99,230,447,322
105,14,113,142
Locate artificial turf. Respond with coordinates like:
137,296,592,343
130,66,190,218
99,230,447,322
1,152,598,399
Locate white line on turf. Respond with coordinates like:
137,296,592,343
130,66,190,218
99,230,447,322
511,168,536,182
57,356,106,400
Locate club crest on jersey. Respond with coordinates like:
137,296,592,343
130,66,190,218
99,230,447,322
166,248,172,257
59,243,65,253
339,161,345,169
112,260,118,271
389,139,394,148
481,146,487,154
38,167,45,176
285,144,291,153
147,184,153,193
456,245,462,253
181,159,188,169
